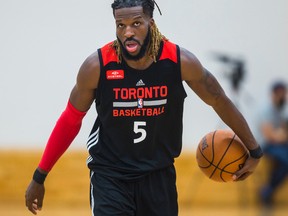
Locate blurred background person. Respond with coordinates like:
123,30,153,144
258,80,288,206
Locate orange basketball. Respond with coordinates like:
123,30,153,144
196,129,249,182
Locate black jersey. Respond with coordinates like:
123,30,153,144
86,40,187,180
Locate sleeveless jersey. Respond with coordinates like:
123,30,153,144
86,40,187,180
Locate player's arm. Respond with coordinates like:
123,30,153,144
25,51,100,215
70,51,101,112
180,47,262,181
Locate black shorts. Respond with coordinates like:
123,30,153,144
89,166,178,216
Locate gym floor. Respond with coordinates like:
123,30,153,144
0,151,287,216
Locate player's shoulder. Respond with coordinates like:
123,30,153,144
179,46,204,81
76,50,101,87
100,41,115,51
158,39,178,63
81,51,101,73
81,41,115,70
179,46,200,65
99,41,119,66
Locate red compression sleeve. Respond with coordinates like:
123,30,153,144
38,100,87,172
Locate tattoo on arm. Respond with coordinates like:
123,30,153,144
203,69,223,99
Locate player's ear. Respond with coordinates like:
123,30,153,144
149,18,155,27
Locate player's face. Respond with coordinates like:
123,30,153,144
114,6,152,61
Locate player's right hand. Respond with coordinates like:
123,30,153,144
25,180,45,215
232,156,260,181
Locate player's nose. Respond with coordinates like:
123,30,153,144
124,26,135,38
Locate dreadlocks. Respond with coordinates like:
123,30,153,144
111,0,167,63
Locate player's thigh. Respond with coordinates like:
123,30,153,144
90,172,135,216
136,166,178,216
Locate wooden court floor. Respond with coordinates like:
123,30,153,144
0,150,287,216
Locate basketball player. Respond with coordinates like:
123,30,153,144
25,1,263,215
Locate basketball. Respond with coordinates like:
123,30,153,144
196,129,249,182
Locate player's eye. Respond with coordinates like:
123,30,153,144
117,23,124,28
134,22,141,27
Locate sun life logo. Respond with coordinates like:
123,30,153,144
106,70,124,80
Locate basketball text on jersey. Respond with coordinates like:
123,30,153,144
112,84,168,117
86,40,186,180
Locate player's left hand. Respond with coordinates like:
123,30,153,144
232,156,260,181
25,180,45,215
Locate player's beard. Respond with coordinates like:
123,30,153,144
117,27,151,61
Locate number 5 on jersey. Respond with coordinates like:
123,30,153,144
134,121,147,144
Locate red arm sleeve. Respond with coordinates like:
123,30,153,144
38,100,87,172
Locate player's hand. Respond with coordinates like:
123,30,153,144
25,180,45,215
232,156,260,181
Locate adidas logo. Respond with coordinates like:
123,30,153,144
136,79,145,86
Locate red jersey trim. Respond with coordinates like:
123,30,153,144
101,40,177,66
159,40,178,63
101,42,118,67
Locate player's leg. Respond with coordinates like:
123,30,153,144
90,171,135,216
135,165,178,216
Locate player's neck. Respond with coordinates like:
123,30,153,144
123,55,154,70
